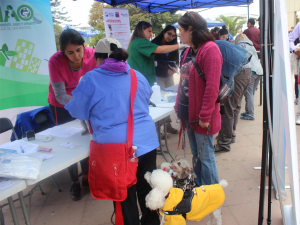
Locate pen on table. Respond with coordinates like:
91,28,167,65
20,146,24,153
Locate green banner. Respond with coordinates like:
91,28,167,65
0,0,56,110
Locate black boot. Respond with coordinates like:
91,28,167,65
70,182,81,201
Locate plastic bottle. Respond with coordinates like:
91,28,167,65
128,146,138,162
151,82,161,105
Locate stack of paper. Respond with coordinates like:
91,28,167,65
38,126,82,138
0,140,38,155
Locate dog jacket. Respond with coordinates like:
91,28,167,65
160,184,225,225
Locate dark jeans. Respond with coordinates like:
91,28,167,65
116,149,159,225
49,104,89,183
295,75,299,99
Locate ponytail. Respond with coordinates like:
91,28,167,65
109,43,129,61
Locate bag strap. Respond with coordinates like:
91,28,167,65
88,69,137,141
191,48,206,82
127,69,137,143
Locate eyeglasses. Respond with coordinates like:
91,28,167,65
167,31,177,39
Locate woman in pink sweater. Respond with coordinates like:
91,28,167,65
175,12,223,186
48,29,97,201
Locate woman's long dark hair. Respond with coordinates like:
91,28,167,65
152,25,179,61
59,29,85,54
127,21,152,50
178,12,214,48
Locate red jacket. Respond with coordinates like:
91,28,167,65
243,26,260,51
174,41,223,135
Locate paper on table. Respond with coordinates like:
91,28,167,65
0,140,38,155
0,178,14,189
37,154,54,160
60,142,80,149
38,126,82,138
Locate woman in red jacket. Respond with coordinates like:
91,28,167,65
174,12,223,186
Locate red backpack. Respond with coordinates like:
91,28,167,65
88,69,138,225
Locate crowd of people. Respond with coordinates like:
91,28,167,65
47,11,263,225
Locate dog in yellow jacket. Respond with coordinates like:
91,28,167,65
145,169,227,225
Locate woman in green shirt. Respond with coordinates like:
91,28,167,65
127,21,186,86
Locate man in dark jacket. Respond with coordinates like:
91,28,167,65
243,18,260,51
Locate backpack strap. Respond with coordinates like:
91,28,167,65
191,49,206,82
88,69,137,139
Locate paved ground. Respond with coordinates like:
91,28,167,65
1,79,299,225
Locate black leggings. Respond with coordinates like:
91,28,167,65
49,104,89,183
115,149,160,225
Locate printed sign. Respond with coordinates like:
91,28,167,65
103,7,131,50
0,0,56,110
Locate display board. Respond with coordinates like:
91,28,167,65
273,0,300,224
0,0,56,111
103,7,131,50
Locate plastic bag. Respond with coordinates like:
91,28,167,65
0,153,42,180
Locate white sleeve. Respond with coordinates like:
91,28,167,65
289,22,300,52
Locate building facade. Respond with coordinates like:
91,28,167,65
286,0,300,30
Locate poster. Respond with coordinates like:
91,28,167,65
0,0,56,144
103,7,131,50
273,0,300,224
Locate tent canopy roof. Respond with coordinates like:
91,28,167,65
96,0,253,13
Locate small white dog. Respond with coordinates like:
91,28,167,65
145,169,228,225
290,43,300,75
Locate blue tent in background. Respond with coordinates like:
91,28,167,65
62,24,87,37
84,27,101,37
173,18,225,28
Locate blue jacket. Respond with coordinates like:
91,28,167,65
11,106,54,141
215,40,252,96
65,59,159,157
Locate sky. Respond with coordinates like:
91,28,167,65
60,0,260,27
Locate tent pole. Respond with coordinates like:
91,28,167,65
247,0,250,20
258,0,267,223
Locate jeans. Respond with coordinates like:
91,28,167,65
185,120,219,186
244,73,261,119
218,68,251,150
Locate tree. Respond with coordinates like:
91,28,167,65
88,2,106,46
216,15,246,37
54,24,63,51
88,3,181,46
50,0,72,25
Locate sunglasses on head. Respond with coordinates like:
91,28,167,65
166,31,177,38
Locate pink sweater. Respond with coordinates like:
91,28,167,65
48,47,97,108
174,41,223,135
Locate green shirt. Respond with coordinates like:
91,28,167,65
127,38,158,86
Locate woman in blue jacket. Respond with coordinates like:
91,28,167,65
65,38,160,225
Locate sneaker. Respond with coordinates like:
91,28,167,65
82,177,89,188
231,138,236,143
295,98,298,105
166,127,178,134
70,182,81,201
214,144,230,152
240,115,255,121
296,117,300,125
241,112,247,117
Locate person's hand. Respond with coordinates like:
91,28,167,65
168,69,175,76
294,50,300,57
199,120,209,128
179,44,189,49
